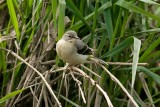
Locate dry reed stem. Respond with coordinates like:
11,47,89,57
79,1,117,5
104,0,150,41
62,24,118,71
139,73,155,107
0,48,62,107
80,64,101,78
72,67,113,107
106,62,148,66
98,64,139,107
71,72,86,104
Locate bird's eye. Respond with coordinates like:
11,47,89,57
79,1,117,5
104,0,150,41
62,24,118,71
68,35,72,38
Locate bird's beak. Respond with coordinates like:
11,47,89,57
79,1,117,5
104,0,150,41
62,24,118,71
75,37,80,39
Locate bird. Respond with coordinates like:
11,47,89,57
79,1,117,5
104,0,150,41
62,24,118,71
56,30,93,65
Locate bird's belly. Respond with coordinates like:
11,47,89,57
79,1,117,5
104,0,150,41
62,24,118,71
56,39,88,65
57,40,76,60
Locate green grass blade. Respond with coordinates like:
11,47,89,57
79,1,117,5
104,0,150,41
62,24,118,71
7,0,20,41
143,51,160,63
97,31,107,55
109,8,122,51
79,0,85,15
101,0,113,41
131,37,141,87
22,29,35,56
51,0,57,28
66,0,92,31
0,41,7,96
115,0,160,21
0,36,6,72
140,0,160,6
69,2,111,30
0,89,25,104
138,66,160,85
21,0,33,19
59,94,81,107
101,36,134,58
140,37,160,62
92,0,99,31
32,0,42,16
133,28,160,35
57,0,66,40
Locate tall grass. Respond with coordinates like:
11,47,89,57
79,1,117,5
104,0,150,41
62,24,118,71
0,0,160,107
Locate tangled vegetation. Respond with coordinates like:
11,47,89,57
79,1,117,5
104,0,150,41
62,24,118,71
0,0,160,107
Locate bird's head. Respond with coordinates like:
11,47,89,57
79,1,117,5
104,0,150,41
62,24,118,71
62,30,79,41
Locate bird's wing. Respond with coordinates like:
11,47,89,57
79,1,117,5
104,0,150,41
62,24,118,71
75,39,92,54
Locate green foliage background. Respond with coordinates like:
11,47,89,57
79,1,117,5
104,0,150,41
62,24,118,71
0,0,160,107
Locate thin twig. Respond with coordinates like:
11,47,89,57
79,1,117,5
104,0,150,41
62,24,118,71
30,87,39,103
39,60,55,65
43,87,49,107
50,67,67,73
139,73,155,107
106,62,148,66
80,64,101,78
36,71,49,107
90,58,148,66
57,64,69,98
70,72,86,104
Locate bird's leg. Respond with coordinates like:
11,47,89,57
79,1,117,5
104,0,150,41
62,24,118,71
64,63,69,69
68,64,74,71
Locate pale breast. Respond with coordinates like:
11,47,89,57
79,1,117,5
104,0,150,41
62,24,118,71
56,39,77,62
